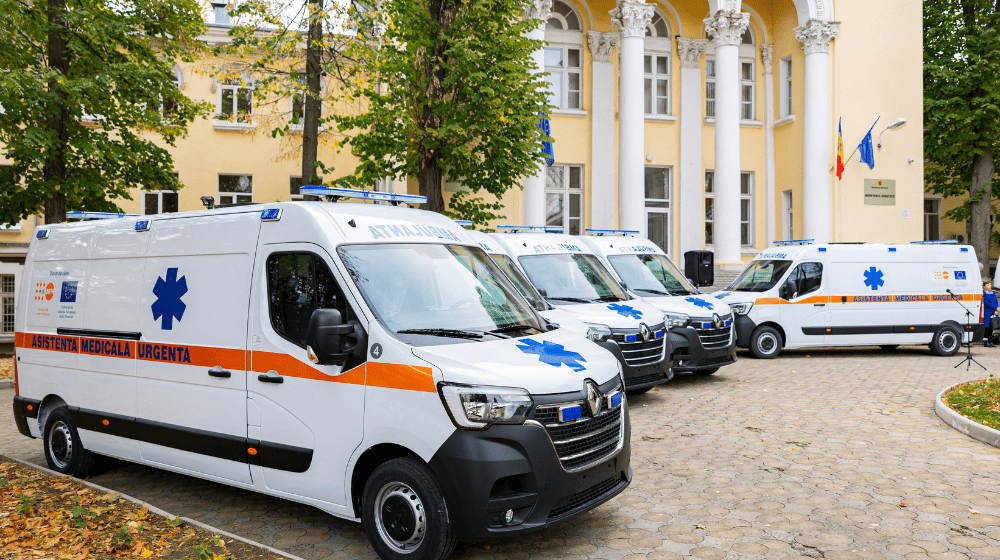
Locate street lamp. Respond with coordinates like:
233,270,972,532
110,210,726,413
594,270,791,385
877,118,907,149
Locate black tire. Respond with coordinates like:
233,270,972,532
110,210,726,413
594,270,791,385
42,407,97,477
749,326,782,359
362,457,456,560
930,325,961,357
692,368,720,376
879,345,899,351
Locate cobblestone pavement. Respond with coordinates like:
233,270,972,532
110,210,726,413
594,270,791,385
4,346,1000,560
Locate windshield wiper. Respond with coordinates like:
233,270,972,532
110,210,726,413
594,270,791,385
636,288,670,296
668,290,696,296
547,296,595,304
488,324,537,336
397,328,484,340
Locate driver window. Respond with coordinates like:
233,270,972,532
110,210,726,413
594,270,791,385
788,262,823,299
267,253,351,347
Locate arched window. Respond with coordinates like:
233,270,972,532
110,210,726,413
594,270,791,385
644,9,672,117
545,0,584,110
546,0,581,30
645,11,670,37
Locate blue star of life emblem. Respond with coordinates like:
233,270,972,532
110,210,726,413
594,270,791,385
152,267,188,330
685,297,715,310
863,266,884,291
607,303,643,319
516,339,587,372
713,292,732,299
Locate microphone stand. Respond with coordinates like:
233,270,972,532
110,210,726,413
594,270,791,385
947,289,985,371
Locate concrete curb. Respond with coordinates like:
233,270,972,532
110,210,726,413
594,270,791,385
935,382,1000,449
0,380,12,389
1,454,308,560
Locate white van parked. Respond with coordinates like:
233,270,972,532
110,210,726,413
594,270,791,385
577,231,737,375
13,191,632,560
710,241,983,358
483,227,673,393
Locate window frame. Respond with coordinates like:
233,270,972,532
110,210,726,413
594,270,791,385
143,190,180,215
703,56,756,121
740,58,755,121
780,56,793,118
644,166,673,259
786,262,824,299
545,163,585,235
1,274,14,334
544,45,583,110
218,173,253,205
705,58,716,118
217,77,254,124
265,251,353,350
924,197,942,241
704,170,754,247
643,52,671,116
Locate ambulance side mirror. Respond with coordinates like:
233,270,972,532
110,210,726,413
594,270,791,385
778,280,795,301
537,288,547,298
306,308,367,367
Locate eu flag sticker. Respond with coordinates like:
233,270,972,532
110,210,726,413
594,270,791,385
955,271,966,280
60,281,78,302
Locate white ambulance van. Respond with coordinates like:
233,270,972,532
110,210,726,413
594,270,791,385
710,241,983,358
577,231,737,375
484,227,673,393
12,190,632,560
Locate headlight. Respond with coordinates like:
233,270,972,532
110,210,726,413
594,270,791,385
438,383,533,430
664,313,690,328
585,323,613,342
729,302,753,315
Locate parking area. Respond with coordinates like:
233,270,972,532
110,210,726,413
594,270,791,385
3,346,1000,560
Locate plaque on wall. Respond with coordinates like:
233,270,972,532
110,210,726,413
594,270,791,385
864,179,896,206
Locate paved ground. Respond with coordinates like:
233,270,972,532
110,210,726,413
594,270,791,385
4,346,1000,560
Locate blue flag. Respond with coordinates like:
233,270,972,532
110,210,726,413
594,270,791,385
538,113,554,167
858,117,880,171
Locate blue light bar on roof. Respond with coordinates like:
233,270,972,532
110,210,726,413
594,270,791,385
773,239,814,245
134,220,150,232
453,220,474,227
585,229,640,236
496,225,564,232
910,239,958,244
298,186,427,206
260,208,282,222
66,211,140,220
36,230,49,239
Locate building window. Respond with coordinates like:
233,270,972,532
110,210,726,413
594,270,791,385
1,275,12,334
644,54,671,116
924,198,941,241
782,189,793,241
144,190,179,214
291,78,323,127
546,164,584,234
219,174,252,205
545,46,582,110
780,57,792,117
705,59,716,118
645,167,672,258
740,60,755,121
289,177,321,201
546,0,581,30
218,78,253,123
704,171,753,246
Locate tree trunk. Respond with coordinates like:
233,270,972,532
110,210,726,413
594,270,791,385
418,162,445,212
301,0,323,186
43,0,69,224
969,140,994,274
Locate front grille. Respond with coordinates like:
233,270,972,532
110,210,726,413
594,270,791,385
548,475,624,519
693,316,733,349
624,372,667,389
611,322,666,366
534,393,624,472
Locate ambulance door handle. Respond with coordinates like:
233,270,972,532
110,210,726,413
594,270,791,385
208,366,231,378
258,371,284,384
813,303,825,307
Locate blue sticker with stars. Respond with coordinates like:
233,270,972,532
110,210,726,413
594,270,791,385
152,268,188,330
863,266,884,291
607,303,643,319
516,339,587,371
685,297,715,310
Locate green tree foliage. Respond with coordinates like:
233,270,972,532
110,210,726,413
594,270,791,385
0,0,209,225
336,0,551,220
925,0,1000,269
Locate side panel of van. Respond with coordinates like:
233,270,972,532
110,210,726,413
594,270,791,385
134,214,258,485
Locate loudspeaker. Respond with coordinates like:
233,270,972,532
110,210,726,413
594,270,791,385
684,250,714,287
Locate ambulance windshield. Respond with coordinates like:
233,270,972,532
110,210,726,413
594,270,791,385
339,244,545,344
607,254,698,296
518,254,628,304
729,259,793,292
490,254,551,312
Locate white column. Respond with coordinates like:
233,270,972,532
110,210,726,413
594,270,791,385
611,0,654,236
761,44,776,247
676,38,708,256
522,0,553,226
704,9,749,267
795,19,840,243
588,31,620,230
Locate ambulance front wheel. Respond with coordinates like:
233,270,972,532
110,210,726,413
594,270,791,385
362,457,457,560
43,407,97,477
931,326,961,357
749,326,782,359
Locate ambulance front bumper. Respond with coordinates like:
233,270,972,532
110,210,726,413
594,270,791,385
595,339,672,391
427,382,631,541
669,326,737,372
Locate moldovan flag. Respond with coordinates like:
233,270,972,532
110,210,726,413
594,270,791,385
836,118,844,180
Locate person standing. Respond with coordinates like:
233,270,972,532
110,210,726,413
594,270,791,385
983,280,997,347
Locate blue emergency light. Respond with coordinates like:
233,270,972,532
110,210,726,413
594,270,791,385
260,208,282,222
585,229,639,236
496,225,564,233
453,220,474,227
607,391,623,409
298,186,427,206
558,404,582,422
888,247,897,252
134,220,150,232
910,239,958,244
36,230,49,239
66,211,140,220
773,239,814,246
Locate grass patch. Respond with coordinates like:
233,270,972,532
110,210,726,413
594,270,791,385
944,376,1000,431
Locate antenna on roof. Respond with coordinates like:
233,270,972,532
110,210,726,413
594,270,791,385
298,186,427,207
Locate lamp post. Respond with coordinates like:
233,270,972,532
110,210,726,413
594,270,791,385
877,118,907,149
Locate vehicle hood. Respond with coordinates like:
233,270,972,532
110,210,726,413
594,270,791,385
410,327,621,395
637,294,735,317
705,290,761,307
540,299,666,330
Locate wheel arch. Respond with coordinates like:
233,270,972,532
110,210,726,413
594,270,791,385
36,394,69,435
755,322,786,347
350,443,421,518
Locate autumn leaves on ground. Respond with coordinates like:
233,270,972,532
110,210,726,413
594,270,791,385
0,460,287,559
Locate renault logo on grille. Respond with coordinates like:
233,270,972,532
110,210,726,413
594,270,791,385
586,381,601,416
713,314,723,329
639,323,651,341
